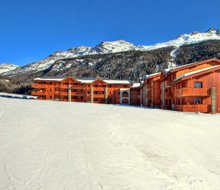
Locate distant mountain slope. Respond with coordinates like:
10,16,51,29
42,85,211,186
2,28,220,77
0,64,20,74
1,28,220,94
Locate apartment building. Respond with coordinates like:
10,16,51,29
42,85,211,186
32,77,141,105
142,58,220,113
142,73,161,108
32,58,220,113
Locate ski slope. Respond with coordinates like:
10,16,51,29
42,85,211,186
0,97,220,190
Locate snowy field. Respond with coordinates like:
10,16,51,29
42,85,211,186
0,97,220,190
0,92,37,99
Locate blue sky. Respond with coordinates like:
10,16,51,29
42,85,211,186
0,0,219,66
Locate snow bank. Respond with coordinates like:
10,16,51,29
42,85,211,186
0,92,37,99
0,98,220,189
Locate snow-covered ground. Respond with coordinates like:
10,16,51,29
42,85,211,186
0,92,37,99
0,97,220,190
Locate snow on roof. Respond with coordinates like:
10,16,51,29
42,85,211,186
77,79,95,84
76,79,131,84
164,61,200,75
174,65,220,82
132,83,141,88
34,77,131,84
103,80,130,84
34,77,64,81
164,58,220,75
145,72,161,79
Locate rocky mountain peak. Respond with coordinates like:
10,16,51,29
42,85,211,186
0,64,20,74
94,40,136,53
1,28,220,77
207,27,220,34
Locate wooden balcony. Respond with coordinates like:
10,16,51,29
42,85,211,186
60,84,68,89
60,92,68,96
174,104,209,113
72,92,85,95
93,87,106,91
93,94,105,98
54,91,61,95
31,91,46,96
61,85,84,89
174,88,209,97
165,92,173,99
32,84,46,89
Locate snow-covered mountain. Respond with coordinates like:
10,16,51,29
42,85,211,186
1,28,220,76
141,28,220,50
0,64,20,75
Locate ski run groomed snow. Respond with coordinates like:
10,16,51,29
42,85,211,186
0,97,220,190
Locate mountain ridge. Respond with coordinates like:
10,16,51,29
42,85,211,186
1,28,220,94
1,28,220,76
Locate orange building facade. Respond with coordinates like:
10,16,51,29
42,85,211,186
32,58,220,113
142,58,220,113
32,77,141,105
142,73,161,108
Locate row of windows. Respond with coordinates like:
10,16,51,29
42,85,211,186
175,82,203,89
37,82,129,88
173,97,203,105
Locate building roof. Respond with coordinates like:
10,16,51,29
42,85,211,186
172,65,220,84
77,79,95,84
34,77,64,81
103,80,130,84
131,83,141,88
34,77,131,84
163,58,220,75
145,72,161,79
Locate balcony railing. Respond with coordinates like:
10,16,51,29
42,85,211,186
60,84,68,89
60,84,85,89
165,92,173,99
32,84,46,89
174,104,209,113
174,88,209,97
60,92,68,96
31,91,46,96
93,94,105,98
93,87,106,91
72,92,85,95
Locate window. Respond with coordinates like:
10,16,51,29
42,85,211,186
194,82,202,88
194,97,202,104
